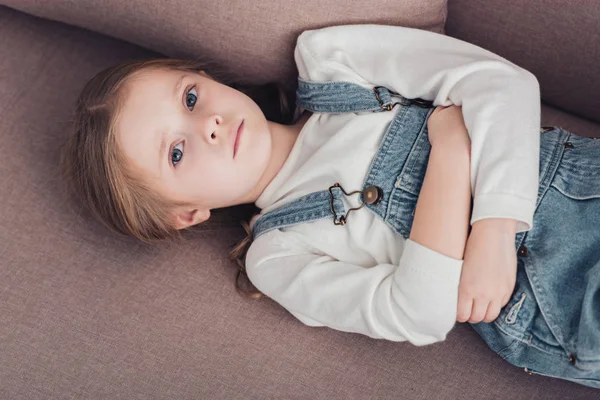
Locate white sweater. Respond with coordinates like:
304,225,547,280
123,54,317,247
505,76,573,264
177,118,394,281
245,24,541,346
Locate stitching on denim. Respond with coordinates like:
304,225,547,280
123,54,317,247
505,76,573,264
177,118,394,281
525,265,569,351
505,292,527,324
550,183,600,201
297,79,390,113
536,129,569,206
393,107,433,194
400,123,430,193
493,319,565,357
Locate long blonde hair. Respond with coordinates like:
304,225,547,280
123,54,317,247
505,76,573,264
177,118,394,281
60,58,294,299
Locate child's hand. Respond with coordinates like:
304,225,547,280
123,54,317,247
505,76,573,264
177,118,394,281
456,219,518,323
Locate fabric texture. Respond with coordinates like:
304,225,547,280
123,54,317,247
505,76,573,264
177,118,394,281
446,0,600,125
0,0,447,92
1,2,600,400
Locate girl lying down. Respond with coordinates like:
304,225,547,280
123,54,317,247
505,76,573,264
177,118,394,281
61,24,600,388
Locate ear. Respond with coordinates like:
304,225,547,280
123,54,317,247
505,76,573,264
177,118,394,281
173,208,211,230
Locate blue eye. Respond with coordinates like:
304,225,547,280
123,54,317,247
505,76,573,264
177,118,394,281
171,142,184,166
186,86,198,111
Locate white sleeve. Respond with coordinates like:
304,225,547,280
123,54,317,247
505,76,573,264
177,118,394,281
245,229,463,346
294,24,541,233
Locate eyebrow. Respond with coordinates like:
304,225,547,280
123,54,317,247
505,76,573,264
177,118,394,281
158,74,186,172
174,73,185,101
158,131,167,172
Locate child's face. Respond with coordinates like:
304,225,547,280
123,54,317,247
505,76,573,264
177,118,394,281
115,67,272,224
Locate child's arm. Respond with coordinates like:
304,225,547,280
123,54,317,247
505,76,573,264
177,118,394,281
295,24,541,234
245,227,463,346
422,106,519,325
410,105,471,261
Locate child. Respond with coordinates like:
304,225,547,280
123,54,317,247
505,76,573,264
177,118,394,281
61,24,600,388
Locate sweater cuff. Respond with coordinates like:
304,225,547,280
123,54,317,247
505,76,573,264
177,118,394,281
403,238,463,284
470,193,535,233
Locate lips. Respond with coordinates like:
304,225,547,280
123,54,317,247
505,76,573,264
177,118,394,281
233,119,243,158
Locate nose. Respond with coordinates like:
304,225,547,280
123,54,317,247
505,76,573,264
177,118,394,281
204,114,223,144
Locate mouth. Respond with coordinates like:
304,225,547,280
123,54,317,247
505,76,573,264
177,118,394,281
233,119,244,159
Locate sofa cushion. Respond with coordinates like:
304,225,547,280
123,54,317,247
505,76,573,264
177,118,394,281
2,5,600,398
0,0,448,91
446,0,600,125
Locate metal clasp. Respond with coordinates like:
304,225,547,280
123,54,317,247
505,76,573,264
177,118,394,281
410,98,434,108
328,183,366,226
373,86,433,111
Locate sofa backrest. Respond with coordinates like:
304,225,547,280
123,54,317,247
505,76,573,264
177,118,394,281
446,0,600,124
0,0,448,93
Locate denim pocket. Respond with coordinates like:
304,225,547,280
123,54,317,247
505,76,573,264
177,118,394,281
550,133,600,201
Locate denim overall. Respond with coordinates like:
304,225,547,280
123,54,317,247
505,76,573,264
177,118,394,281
251,77,600,388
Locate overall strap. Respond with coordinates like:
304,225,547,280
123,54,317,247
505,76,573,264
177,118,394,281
295,77,419,114
251,186,347,240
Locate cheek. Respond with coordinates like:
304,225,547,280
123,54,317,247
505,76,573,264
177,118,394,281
192,154,237,190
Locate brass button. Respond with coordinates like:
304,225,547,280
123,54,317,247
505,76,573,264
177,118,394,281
564,142,574,149
362,185,383,205
569,353,577,365
518,245,528,257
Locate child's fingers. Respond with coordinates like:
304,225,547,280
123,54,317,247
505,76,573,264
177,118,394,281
468,299,489,323
483,301,502,323
456,294,473,322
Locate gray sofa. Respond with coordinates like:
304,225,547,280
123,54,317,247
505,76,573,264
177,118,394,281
1,0,599,398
